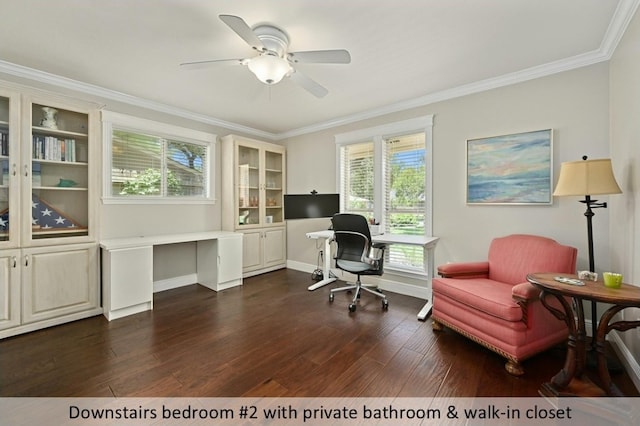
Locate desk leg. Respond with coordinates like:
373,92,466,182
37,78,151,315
308,277,337,291
417,244,436,320
417,301,432,321
308,236,337,291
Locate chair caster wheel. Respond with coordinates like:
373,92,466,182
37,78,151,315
348,304,356,312
382,300,389,310
329,293,334,303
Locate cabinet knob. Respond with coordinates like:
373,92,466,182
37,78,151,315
12,256,16,268
24,255,29,267
12,163,16,176
24,164,29,177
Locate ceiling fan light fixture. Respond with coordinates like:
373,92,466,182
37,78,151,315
247,54,291,85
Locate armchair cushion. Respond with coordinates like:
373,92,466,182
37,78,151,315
433,278,524,322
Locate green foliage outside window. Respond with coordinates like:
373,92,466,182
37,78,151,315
120,169,180,195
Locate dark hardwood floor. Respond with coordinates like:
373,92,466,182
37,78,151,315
0,268,637,397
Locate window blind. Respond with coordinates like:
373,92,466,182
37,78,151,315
384,132,426,269
111,130,208,198
339,142,374,221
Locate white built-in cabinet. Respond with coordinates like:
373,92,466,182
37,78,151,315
100,232,243,320
0,86,100,339
221,135,286,277
0,250,20,330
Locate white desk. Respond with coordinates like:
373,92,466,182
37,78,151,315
306,230,439,320
100,231,243,320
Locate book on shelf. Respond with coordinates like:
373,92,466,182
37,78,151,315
1,131,8,156
32,135,77,162
1,161,8,186
31,162,41,187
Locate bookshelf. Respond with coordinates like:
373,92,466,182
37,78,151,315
0,89,100,339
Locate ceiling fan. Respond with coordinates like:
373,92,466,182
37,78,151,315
180,14,351,98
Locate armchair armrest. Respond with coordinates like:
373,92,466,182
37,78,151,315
437,261,489,278
512,282,542,302
511,282,543,325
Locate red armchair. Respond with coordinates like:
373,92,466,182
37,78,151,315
432,234,577,375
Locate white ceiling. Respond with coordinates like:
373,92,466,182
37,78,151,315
0,0,637,139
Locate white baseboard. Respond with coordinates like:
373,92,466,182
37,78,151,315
286,260,429,300
287,260,316,273
153,273,198,293
609,331,640,391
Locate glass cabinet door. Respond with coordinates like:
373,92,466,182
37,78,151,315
264,149,284,226
28,103,89,241
0,95,11,243
237,144,260,227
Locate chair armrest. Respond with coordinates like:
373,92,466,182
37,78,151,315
437,261,489,278
511,282,542,302
366,243,386,262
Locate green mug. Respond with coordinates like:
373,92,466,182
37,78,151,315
603,272,623,288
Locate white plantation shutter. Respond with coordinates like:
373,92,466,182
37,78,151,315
339,142,374,221
384,133,426,270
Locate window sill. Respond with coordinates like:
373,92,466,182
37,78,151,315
102,196,217,205
384,265,428,280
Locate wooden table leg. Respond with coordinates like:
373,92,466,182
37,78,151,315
539,291,581,395
596,305,640,396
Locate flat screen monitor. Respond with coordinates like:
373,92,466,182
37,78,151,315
284,194,340,220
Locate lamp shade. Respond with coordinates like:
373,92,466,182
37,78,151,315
553,158,622,196
247,55,291,85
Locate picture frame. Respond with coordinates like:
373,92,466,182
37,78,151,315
466,129,553,205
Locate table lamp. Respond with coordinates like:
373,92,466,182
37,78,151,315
553,155,622,363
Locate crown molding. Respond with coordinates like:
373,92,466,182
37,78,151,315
277,0,640,140
0,59,278,141
276,50,608,140
0,0,636,142
599,0,640,59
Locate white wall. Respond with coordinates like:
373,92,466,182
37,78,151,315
610,6,640,385
283,63,611,276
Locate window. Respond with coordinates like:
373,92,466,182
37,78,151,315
336,116,433,274
384,133,426,270
339,141,375,221
102,111,215,204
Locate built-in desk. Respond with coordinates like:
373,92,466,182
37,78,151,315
100,231,243,320
306,230,439,319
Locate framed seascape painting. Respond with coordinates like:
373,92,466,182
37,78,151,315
466,129,553,205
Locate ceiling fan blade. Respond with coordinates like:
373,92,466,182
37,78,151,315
180,58,245,70
289,69,329,98
219,14,265,50
288,49,351,64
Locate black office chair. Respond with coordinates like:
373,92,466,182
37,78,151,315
329,213,389,312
